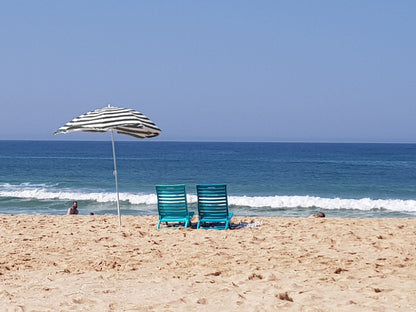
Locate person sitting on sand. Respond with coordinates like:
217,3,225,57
309,212,325,218
67,201,79,215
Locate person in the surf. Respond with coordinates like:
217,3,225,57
67,201,79,215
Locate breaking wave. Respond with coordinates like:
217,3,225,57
1,183,416,213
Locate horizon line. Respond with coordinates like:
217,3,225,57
1,139,416,145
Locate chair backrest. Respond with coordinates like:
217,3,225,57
196,184,229,219
156,184,188,218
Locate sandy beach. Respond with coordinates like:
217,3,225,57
1,215,415,311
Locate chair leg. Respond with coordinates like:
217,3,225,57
197,221,201,229
157,220,161,229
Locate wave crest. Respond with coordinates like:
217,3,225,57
1,184,416,212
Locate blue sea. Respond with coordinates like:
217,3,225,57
1,140,416,218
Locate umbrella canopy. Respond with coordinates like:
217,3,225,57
54,105,161,138
54,104,161,225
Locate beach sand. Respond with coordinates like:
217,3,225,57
1,215,416,311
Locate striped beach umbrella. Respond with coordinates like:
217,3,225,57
54,104,161,225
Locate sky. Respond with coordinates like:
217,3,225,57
1,1,415,143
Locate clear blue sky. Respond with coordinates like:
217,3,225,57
1,1,415,142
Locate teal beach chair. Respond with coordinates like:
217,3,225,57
155,184,194,229
196,184,233,230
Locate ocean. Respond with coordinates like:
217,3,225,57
1,140,415,218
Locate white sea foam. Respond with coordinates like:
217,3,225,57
228,195,416,212
0,186,154,204
1,184,416,213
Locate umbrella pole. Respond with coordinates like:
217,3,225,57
111,130,122,226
